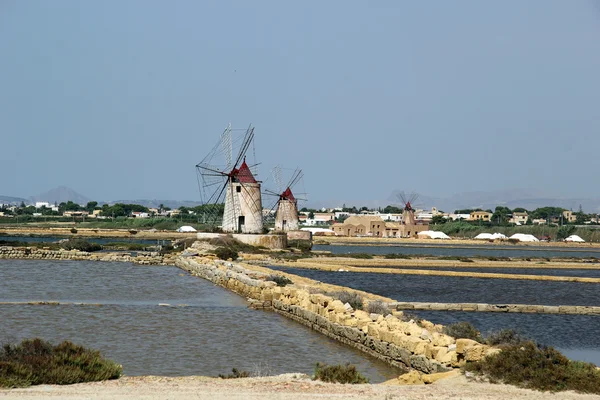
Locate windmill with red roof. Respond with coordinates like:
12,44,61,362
196,124,263,233
264,166,306,232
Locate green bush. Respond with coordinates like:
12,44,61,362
329,291,363,310
0,338,122,388
218,368,250,379
366,300,391,316
464,341,600,393
59,239,101,252
442,322,483,342
214,247,238,261
484,329,528,347
313,363,369,384
383,253,412,259
267,274,293,287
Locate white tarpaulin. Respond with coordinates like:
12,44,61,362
509,233,539,242
474,233,493,240
176,226,197,232
565,235,585,243
418,230,450,239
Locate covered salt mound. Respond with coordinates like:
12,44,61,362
565,235,585,243
177,226,197,232
509,233,539,242
418,230,450,239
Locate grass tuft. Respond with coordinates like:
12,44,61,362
267,274,293,287
217,368,250,379
328,291,363,310
313,363,369,384
0,338,122,388
464,341,600,394
442,322,483,342
366,300,391,316
214,247,239,261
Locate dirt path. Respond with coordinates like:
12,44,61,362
1,375,598,400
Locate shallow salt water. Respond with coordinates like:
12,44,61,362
0,260,399,382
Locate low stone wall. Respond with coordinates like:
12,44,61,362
392,301,600,315
0,246,176,265
232,233,288,249
286,230,312,241
175,256,493,374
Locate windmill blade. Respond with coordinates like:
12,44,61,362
286,168,304,190
264,189,281,197
232,124,255,168
220,123,233,170
271,165,283,193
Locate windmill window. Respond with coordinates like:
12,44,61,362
236,186,241,193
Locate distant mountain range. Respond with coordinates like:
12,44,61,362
0,195,29,205
29,186,91,205
2,186,600,213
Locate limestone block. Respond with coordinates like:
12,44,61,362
432,332,455,347
419,320,435,330
464,344,489,361
370,313,381,321
404,323,423,337
420,329,432,342
421,369,460,384
455,338,480,354
404,336,425,353
329,299,345,313
395,370,424,385
439,350,456,364
433,346,448,362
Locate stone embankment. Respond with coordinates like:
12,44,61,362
175,256,495,374
0,246,176,265
391,301,600,315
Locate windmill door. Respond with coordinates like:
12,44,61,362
238,216,245,233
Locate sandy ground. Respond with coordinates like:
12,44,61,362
1,374,599,400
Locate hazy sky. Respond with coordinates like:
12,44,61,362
1,1,599,205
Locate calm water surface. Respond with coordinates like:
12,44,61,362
0,260,399,381
352,266,600,278
314,244,600,259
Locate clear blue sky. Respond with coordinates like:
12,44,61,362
1,1,599,205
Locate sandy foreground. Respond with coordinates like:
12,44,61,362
1,375,599,400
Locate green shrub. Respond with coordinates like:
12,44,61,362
383,253,412,259
484,329,528,347
313,363,369,384
0,338,122,388
399,312,423,324
218,368,250,379
329,291,363,310
442,322,483,342
214,247,239,261
366,300,391,316
60,239,101,252
464,341,600,393
267,274,293,287
288,239,312,252
346,253,373,259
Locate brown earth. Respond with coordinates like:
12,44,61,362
2,374,599,400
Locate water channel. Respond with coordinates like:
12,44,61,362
269,266,600,366
0,260,399,381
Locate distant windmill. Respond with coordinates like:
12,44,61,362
397,191,420,225
195,124,263,233
263,166,306,232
